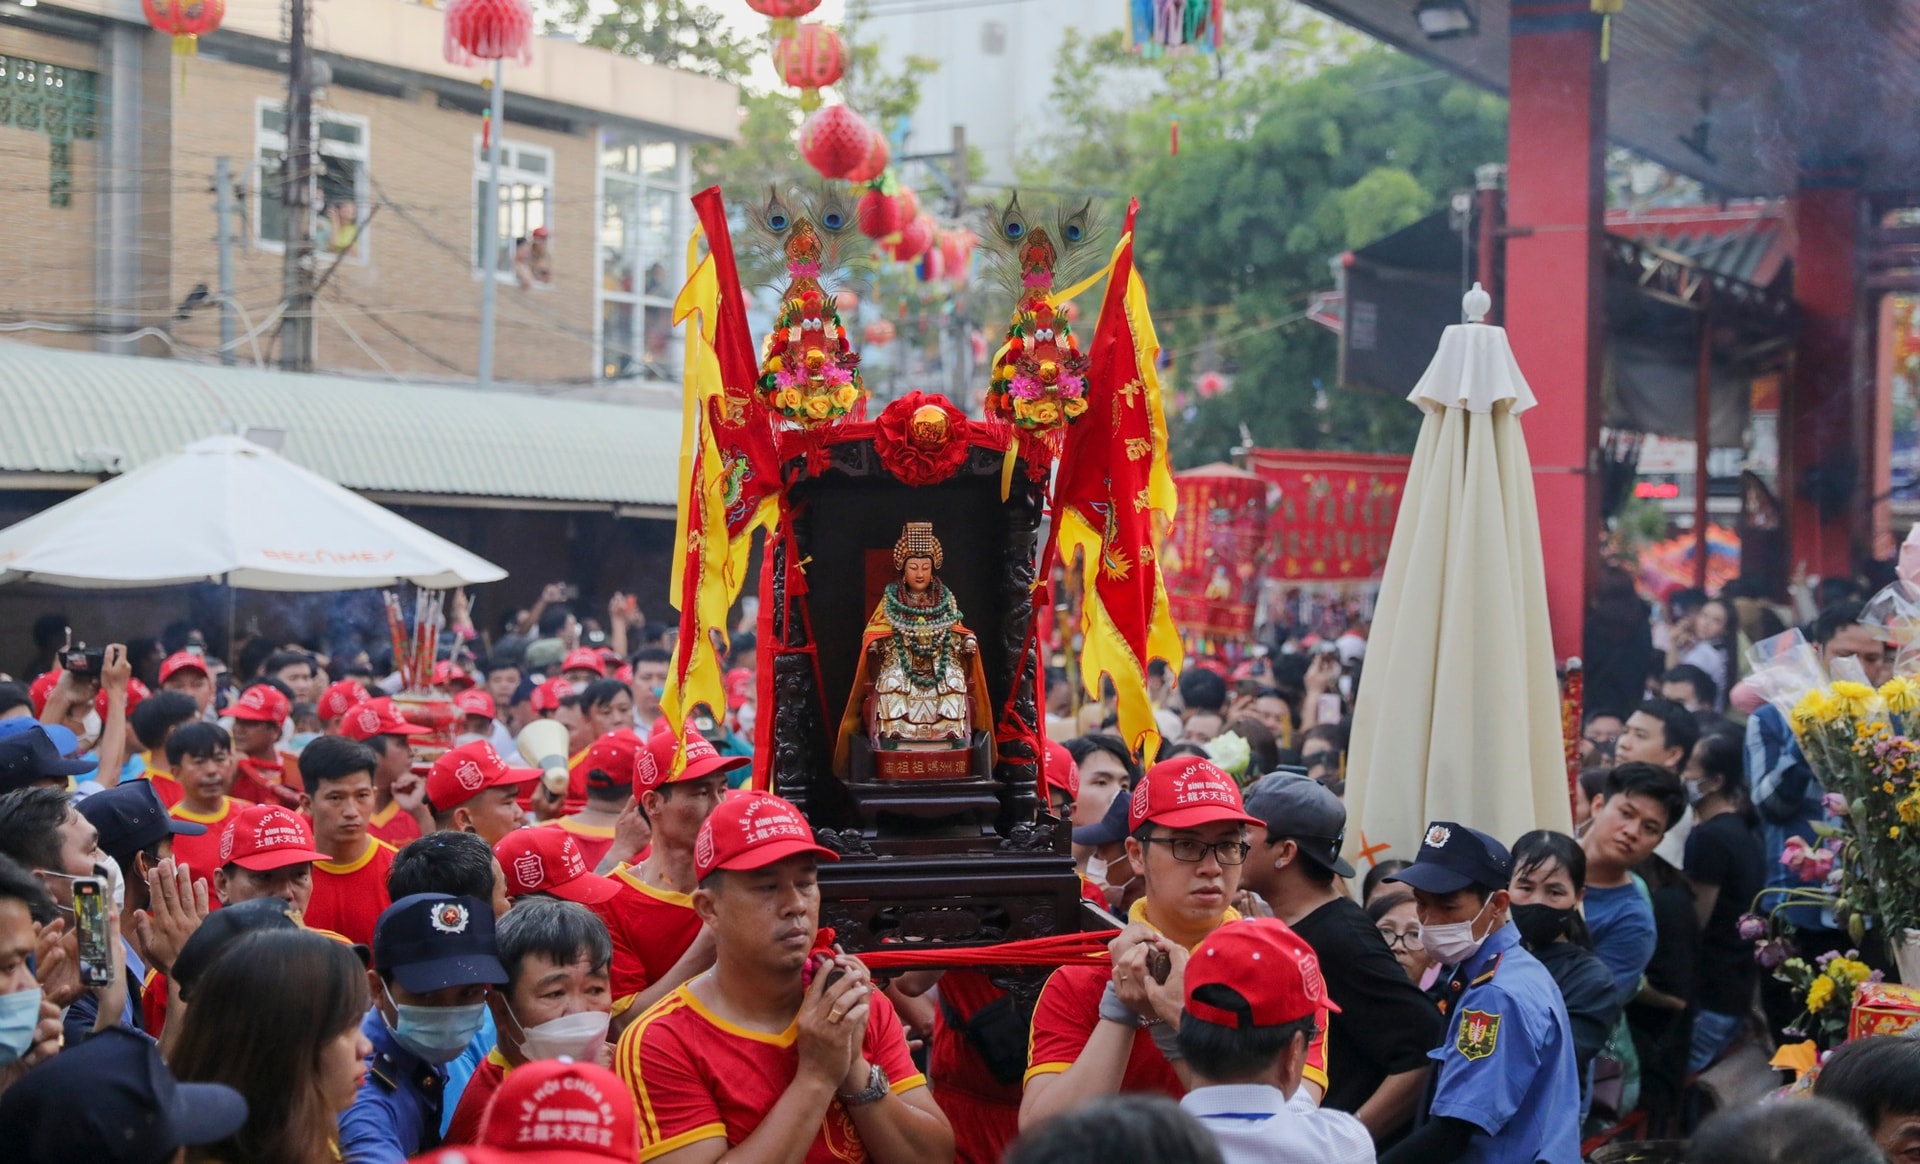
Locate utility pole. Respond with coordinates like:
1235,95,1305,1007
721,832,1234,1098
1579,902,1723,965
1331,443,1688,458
214,156,237,366
476,61,505,391
278,0,315,372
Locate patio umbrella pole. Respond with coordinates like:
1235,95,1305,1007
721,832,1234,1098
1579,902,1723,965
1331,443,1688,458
225,574,237,673
1693,297,1712,591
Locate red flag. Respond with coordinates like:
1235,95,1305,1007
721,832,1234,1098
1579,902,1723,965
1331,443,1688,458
691,188,783,548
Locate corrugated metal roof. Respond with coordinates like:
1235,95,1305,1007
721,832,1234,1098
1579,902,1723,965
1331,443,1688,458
0,342,680,507
1606,207,1789,289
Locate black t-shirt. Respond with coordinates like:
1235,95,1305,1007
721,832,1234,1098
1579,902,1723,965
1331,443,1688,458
1685,811,1767,1015
1290,895,1444,1124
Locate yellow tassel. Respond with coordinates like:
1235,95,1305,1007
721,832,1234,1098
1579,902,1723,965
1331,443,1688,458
1000,442,1018,502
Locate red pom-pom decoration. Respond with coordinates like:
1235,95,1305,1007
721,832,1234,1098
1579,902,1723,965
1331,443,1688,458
843,127,890,184
444,0,533,65
143,0,224,55
746,0,822,16
858,186,906,240
799,105,873,180
873,391,971,487
774,23,846,90
863,319,896,346
890,214,934,263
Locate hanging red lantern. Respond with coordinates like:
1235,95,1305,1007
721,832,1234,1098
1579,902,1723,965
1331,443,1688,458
745,0,822,16
918,236,946,282
843,127,890,184
863,319,896,346
142,0,224,56
798,105,872,180
890,214,934,263
444,0,534,66
833,290,860,316
939,230,974,284
1196,370,1226,398
858,185,906,240
774,24,846,92
893,187,920,225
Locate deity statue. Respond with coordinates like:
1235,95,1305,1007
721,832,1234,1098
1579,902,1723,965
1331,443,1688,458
833,522,995,779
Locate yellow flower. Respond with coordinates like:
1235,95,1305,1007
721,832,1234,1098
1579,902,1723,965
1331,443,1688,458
1028,399,1062,426
832,384,859,409
1064,395,1088,418
1792,690,1841,733
766,355,784,372
1887,782,1899,794
1806,975,1835,1012
775,387,802,411
804,393,834,420
1832,680,1877,719
1893,826,1905,839
1883,676,1920,715
1902,793,1920,826
1830,957,1872,986
1011,397,1033,420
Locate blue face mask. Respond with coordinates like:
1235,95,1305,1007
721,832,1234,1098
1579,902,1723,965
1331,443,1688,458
0,987,43,1065
381,982,487,1064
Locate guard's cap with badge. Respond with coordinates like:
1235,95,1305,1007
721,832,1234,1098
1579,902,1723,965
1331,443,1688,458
372,892,507,994
342,697,431,743
494,828,621,906
1186,917,1341,1029
1385,821,1512,895
642,720,746,791
1243,772,1356,878
427,740,541,812
693,793,838,881
1128,756,1264,832
78,779,206,862
0,724,99,793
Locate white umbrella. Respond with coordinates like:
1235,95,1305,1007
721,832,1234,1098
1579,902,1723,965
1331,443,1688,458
1342,284,1570,872
0,435,505,590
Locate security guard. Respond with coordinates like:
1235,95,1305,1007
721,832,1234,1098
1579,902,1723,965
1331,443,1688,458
339,892,507,1163
1377,822,1580,1164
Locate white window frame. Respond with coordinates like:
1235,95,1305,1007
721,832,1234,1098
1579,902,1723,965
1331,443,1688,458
251,98,371,264
594,132,688,381
473,137,554,282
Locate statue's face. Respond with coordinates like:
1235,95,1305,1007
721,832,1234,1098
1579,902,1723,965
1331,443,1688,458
902,557,934,593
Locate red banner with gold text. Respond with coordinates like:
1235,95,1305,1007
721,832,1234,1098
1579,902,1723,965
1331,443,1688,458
1246,450,1409,583
1163,464,1271,639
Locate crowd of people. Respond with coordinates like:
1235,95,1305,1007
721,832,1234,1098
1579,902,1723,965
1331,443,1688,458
0,575,1910,1164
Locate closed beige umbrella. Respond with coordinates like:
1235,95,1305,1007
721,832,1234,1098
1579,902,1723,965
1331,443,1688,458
1342,285,1570,874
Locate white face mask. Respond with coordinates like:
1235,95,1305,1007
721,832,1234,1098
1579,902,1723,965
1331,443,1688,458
1084,854,1110,883
1420,897,1495,966
515,1007,610,1063
99,855,126,914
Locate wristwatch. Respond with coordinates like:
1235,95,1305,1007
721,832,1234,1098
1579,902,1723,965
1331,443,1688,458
838,1062,890,1106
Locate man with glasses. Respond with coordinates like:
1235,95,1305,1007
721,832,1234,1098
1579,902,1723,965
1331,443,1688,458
1020,756,1328,1128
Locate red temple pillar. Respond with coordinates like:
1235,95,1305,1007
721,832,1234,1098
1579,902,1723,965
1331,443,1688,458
1504,1,1606,660
1787,164,1863,581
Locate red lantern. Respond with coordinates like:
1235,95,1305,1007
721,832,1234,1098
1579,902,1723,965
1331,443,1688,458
890,214,934,263
843,127,890,184
799,105,872,180
863,319,897,346
939,230,974,284
833,290,860,316
745,0,822,16
858,186,906,240
774,24,846,91
444,0,534,66
142,0,224,55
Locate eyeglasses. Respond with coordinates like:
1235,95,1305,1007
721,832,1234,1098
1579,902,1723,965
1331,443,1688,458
1142,836,1252,865
1377,927,1422,950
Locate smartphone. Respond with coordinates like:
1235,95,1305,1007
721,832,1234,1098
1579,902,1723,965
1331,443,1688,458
1315,693,1343,724
72,875,113,988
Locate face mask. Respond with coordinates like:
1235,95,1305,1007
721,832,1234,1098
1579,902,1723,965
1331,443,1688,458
0,987,42,1065
1684,777,1708,805
1084,854,1109,883
1420,897,1495,965
1510,902,1576,949
514,1007,610,1063
97,857,125,915
381,982,487,1063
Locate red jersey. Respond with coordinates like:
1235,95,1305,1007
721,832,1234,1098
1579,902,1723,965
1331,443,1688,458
590,868,706,1016
618,984,926,1163
143,764,184,809
305,837,396,946
929,970,1022,1164
168,797,252,900
367,800,422,848
538,816,617,870
445,1049,511,1145
232,751,302,809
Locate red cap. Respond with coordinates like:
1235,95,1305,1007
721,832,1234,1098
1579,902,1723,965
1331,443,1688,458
219,805,327,871
433,660,476,690
575,729,644,791
495,828,622,905
1185,917,1340,1028
560,648,606,678
693,793,837,881
28,670,57,717
95,678,150,721
614,663,634,683
476,1059,636,1163
230,684,291,724
530,225,551,241
317,678,367,721
1043,740,1079,801
158,651,209,685
1128,756,1263,832
453,688,497,720
342,697,430,742
530,677,573,714
427,741,540,811
642,726,746,793
723,669,753,712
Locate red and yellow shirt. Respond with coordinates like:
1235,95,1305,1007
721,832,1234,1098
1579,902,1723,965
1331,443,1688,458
168,796,252,900
367,800,421,848
617,983,926,1163
232,751,303,810
444,1048,511,1145
590,868,706,1015
305,836,396,946
144,770,185,810
538,816,617,871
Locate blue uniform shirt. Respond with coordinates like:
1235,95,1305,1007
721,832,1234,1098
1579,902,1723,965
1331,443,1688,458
339,1007,448,1164
1428,923,1582,1164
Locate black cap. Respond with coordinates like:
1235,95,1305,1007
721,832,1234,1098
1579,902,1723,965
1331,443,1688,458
1384,821,1512,895
1242,773,1356,878
0,725,95,793
0,1027,248,1164
170,897,299,1001
78,780,206,862
373,893,507,994
1072,788,1132,846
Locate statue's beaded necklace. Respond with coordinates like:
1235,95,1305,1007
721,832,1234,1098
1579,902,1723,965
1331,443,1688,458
883,579,961,692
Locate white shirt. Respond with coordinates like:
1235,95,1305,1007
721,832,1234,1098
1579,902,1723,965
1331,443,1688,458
1180,1083,1376,1164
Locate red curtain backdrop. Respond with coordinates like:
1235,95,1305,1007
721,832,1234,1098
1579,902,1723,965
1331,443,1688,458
1246,451,1410,583
1163,465,1271,639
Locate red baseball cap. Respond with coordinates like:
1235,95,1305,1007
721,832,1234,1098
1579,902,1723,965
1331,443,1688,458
574,729,644,790
95,678,150,721
316,678,367,721
561,649,606,677
433,660,476,691
477,1059,636,1163
158,651,210,685
1043,740,1079,802
1185,917,1340,1028
453,689,497,720
1128,756,1263,832
693,793,837,881
27,670,57,718
427,741,540,812
495,828,622,905
614,663,634,683
229,684,291,725
642,725,746,792
219,805,327,871
342,697,430,743
530,677,573,714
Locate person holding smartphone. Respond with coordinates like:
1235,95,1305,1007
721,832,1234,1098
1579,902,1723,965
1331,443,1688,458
0,787,129,1044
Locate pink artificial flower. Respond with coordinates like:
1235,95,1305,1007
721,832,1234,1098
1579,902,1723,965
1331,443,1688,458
1008,375,1043,401
1824,792,1851,817
1023,270,1053,290
1056,375,1086,399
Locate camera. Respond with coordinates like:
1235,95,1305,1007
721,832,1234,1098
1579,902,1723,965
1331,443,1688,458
63,644,104,676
